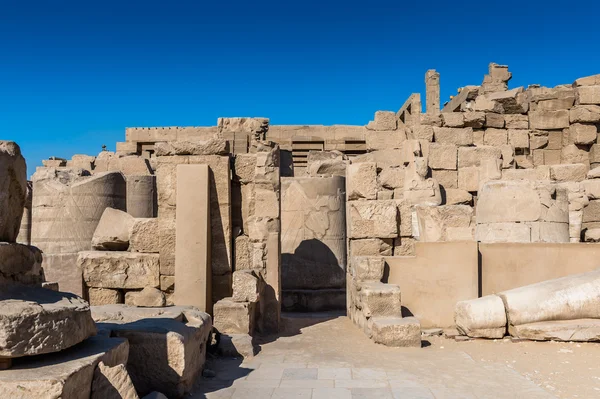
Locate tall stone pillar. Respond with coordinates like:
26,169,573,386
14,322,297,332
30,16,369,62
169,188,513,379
17,181,32,245
425,69,440,114
174,164,212,314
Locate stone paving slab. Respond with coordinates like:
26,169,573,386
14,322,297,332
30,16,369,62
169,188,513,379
191,316,556,399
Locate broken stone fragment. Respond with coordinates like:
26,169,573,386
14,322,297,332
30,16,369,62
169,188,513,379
80,251,160,289
371,316,421,348
92,207,136,251
0,141,27,243
455,295,506,339
125,287,166,307
232,270,260,303
91,361,140,399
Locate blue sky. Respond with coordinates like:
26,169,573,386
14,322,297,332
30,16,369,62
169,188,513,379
1,0,599,177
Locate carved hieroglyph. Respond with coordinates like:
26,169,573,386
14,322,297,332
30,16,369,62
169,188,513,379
281,176,346,290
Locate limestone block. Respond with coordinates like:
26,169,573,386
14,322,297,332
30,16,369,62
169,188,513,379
547,131,563,149
80,251,160,289
378,166,405,190
428,143,457,170
584,228,600,242
154,138,228,156
0,285,97,358
129,218,159,253
588,166,600,179
544,149,562,165
69,154,96,170
89,288,123,305
463,111,485,128
358,282,401,318
118,156,153,176
399,140,421,165
415,205,473,242
550,164,587,182
455,295,506,339
234,235,252,271
484,113,504,128
213,298,256,334
217,333,257,358
486,87,529,114
534,96,575,111
347,162,377,200
126,175,157,218
574,74,600,87
158,207,176,275
350,238,393,257
348,200,398,239
92,361,140,399
0,336,128,399
504,114,529,129
366,130,406,150
160,276,174,292
500,144,515,169
307,158,348,177
476,181,543,223
583,199,600,223
393,237,415,256
508,129,529,148
457,146,502,168
474,130,484,146
583,180,600,200
483,128,508,146
568,123,597,145
529,131,549,149
529,110,570,130
352,256,385,282
530,221,569,243
441,113,464,127
444,189,472,205
575,85,600,105
125,287,166,307
458,167,479,192
352,149,404,168
498,269,600,327
368,111,397,131
218,117,269,135
432,127,473,146
97,305,212,398
253,187,279,218
446,226,475,241
92,207,135,251
0,242,43,286
570,105,600,123
513,155,534,170
511,319,600,342
408,125,434,141
432,169,458,189
473,95,503,113
0,141,27,243
476,222,531,243
371,317,421,347
232,270,260,303
395,199,412,236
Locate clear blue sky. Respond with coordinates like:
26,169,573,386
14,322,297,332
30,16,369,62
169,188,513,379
1,0,599,177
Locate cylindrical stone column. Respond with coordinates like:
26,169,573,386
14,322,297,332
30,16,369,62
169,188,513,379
126,175,157,218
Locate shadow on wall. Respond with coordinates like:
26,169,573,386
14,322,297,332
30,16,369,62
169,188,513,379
282,238,345,291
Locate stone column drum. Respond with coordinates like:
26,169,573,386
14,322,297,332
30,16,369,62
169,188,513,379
31,169,126,295
126,175,157,218
281,176,347,311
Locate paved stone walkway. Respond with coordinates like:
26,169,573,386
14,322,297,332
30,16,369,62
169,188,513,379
192,314,555,399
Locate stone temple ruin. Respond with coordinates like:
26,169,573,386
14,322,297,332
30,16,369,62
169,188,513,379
3,63,600,396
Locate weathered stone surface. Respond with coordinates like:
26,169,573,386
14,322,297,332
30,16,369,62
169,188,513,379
458,166,479,192
570,105,600,123
508,129,530,148
550,164,587,182
432,169,458,189
584,228,600,242
476,181,542,223
476,222,531,243
352,256,385,282
485,113,504,128
504,114,529,129
463,111,485,128
125,287,166,307
92,208,135,251
80,251,160,289
130,218,159,253
94,305,212,398
347,162,377,200
483,128,508,146
89,288,123,306
371,317,421,347
446,226,475,241
0,336,128,399
0,285,97,358
0,243,43,286
416,205,473,242
366,130,405,150
92,361,140,399
511,319,600,342
348,200,398,239
358,282,401,318
0,141,27,243
561,144,589,165
574,74,600,87
576,85,600,105
350,238,393,257
154,138,229,156
444,189,472,205
433,127,473,146
458,146,502,168
367,111,397,131
569,123,597,145
455,295,506,339
213,298,255,335
428,144,457,170
529,110,570,130
588,166,600,179
441,113,464,127
499,269,600,327
232,270,260,303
